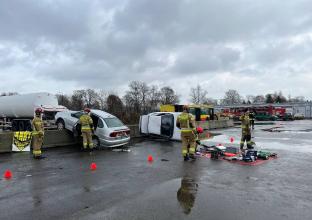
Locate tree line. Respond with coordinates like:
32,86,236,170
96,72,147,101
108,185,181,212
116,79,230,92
1,82,307,124
56,81,179,124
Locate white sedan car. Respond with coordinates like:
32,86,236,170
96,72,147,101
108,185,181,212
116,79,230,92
55,109,130,148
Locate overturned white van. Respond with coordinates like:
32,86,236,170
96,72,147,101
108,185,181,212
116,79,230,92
139,112,182,140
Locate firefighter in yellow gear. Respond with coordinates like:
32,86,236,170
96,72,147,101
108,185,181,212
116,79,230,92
32,108,45,159
176,106,197,161
79,108,94,150
240,109,252,152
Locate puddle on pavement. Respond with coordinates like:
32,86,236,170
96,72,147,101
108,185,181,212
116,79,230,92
177,177,199,215
262,127,312,133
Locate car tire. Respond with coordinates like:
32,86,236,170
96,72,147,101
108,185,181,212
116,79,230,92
56,119,65,130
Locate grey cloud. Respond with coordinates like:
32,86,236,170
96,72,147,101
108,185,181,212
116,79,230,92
1,0,312,100
0,0,91,42
172,45,241,74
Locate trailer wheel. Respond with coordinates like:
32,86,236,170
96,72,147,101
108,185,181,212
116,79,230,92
56,119,65,130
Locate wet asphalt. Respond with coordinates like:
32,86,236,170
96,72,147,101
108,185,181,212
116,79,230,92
0,121,312,220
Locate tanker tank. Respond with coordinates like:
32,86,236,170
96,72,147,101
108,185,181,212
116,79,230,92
0,93,67,119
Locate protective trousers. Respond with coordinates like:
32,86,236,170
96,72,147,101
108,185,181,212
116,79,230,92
82,131,94,149
240,134,252,150
32,135,43,157
181,131,196,157
250,120,255,129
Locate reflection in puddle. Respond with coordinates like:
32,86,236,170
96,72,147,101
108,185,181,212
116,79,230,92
177,177,198,215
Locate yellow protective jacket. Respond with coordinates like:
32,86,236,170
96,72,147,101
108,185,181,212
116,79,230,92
32,117,44,136
79,114,93,132
177,112,196,133
240,115,251,135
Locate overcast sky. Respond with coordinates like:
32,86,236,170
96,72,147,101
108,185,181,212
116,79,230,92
1,0,312,102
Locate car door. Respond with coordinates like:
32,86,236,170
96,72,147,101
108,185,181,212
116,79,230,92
93,117,105,141
69,111,83,130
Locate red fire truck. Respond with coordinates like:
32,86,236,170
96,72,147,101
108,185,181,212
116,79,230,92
220,105,286,121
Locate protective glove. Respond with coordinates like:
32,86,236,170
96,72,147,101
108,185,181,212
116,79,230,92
38,131,44,137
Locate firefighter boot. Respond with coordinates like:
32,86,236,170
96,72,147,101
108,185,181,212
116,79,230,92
34,155,46,160
184,154,190,161
189,154,196,160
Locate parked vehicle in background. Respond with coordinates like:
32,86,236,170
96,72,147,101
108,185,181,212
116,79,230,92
0,93,67,130
160,104,216,121
294,113,305,120
279,113,294,121
255,112,278,121
55,109,130,147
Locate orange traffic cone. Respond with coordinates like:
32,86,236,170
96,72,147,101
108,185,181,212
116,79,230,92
147,155,154,162
4,170,12,179
90,163,97,171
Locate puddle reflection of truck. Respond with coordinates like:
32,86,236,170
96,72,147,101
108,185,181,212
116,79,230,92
0,93,67,131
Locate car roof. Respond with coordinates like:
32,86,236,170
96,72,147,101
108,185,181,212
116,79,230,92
90,109,116,118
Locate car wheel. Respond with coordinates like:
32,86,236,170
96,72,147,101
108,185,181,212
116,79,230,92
92,136,100,149
56,119,65,130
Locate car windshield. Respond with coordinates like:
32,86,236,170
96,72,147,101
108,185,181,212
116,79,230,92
103,117,124,128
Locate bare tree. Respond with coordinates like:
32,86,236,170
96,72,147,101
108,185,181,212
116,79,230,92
246,95,255,104
82,89,100,108
253,95,265,104
189,84,208,104
123,81,150,114
204,98,218,105
106,94,124,119
159,86,179,104
291,96,305,103
97,89,109,110
221,89,242,105
147,85,161,112
71,90,85,110
0,92,18,96
56,93,71,108
265,94,274,103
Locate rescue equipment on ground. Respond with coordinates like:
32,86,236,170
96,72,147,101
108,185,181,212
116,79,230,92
197,143,277,166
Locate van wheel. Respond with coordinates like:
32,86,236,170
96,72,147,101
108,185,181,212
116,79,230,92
56,119,65,130
92,136,100,149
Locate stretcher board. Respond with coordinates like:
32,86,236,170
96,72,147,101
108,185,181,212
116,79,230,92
12,131,32,152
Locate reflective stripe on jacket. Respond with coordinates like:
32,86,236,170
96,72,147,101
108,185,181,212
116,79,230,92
79,114,93,132
177,112,195,132
32,117,44,136
240,115,251,135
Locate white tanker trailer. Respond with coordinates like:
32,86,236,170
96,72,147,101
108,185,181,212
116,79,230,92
0,93,67,130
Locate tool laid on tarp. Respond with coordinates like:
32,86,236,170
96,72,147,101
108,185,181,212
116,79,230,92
257,151,277,160
196,141,277,166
